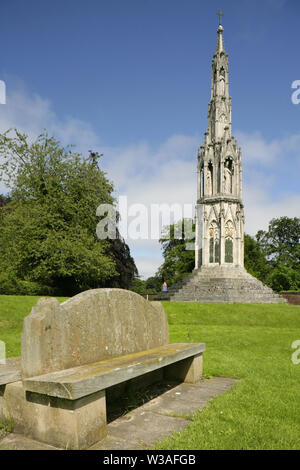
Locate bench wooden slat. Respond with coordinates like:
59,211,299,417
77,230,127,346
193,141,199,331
23,343,205,400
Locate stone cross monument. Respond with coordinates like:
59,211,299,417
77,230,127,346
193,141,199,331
195,15,244,269
160,14,285,303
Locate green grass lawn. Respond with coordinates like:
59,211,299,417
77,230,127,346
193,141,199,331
1,296,300,449
155,302,300,450
0,296,67,357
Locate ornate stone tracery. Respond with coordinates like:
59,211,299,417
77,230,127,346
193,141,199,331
208,221,220,264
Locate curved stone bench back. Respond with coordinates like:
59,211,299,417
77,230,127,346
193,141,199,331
21,289,169,379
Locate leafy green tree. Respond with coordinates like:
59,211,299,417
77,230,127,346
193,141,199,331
129,275,162,295
256,217,300,270
145,276,162,293
266,264,300,292
108,232,138,289
244,234,270,282
0,130,137,295
0,194,10,207
130,278,147,295
157,219,195,287
255,217,300,291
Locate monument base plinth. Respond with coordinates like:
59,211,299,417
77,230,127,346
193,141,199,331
158,266,286,303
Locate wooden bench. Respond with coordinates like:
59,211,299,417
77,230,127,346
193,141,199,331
0,289,205,449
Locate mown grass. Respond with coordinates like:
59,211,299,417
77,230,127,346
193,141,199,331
1,297,300,449
0,296,67,357
154,302,300,450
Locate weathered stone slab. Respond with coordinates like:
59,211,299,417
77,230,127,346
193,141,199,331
21,289,169,378
106,409,190,447
0,357,21,385
0,433,60,450
0,381,107,449
89,435,146,451
141,377,237,415
23,343,205,400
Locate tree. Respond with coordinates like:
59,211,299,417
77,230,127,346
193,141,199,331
0,130,137,295
242,221,300,291
256,217,300,291
244,234,270,282
157,219,195,287
145,276,162,293
256,217,300,268
266,264,300,292
0,194,10,207
129,276,162,295
130,278,147,295
107,231,138,289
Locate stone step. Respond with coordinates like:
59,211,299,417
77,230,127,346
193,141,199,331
172,291,283,298
168,267,286,303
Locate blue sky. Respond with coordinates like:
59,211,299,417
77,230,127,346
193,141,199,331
0,0,299,278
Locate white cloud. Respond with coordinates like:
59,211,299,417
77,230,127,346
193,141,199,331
0,89,101,155
239,130,300,235
236,131,282,166
244,185,300,235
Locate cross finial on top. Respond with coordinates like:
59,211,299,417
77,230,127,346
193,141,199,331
217,9,224,26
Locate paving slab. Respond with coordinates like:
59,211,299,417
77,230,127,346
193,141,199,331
0,433,59,450
89,435,150,451
104,410,190,448
140,377,235,416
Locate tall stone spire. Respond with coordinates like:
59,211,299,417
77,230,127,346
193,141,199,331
195,14,244,268
208,23,231,144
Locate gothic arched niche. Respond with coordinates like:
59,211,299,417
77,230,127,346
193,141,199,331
206,161,213,196
219,113,226,123
200,164,204,197
223,157,234,194
219,67,225,95
209,220,220,264
225,220,234,263
214,68,217,95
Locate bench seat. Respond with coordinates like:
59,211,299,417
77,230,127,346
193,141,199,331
23,343,205,400
0,357,21,386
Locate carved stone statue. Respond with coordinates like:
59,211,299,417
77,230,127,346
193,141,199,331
220,77,225,95
223,160,232,194
206,168,212,195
